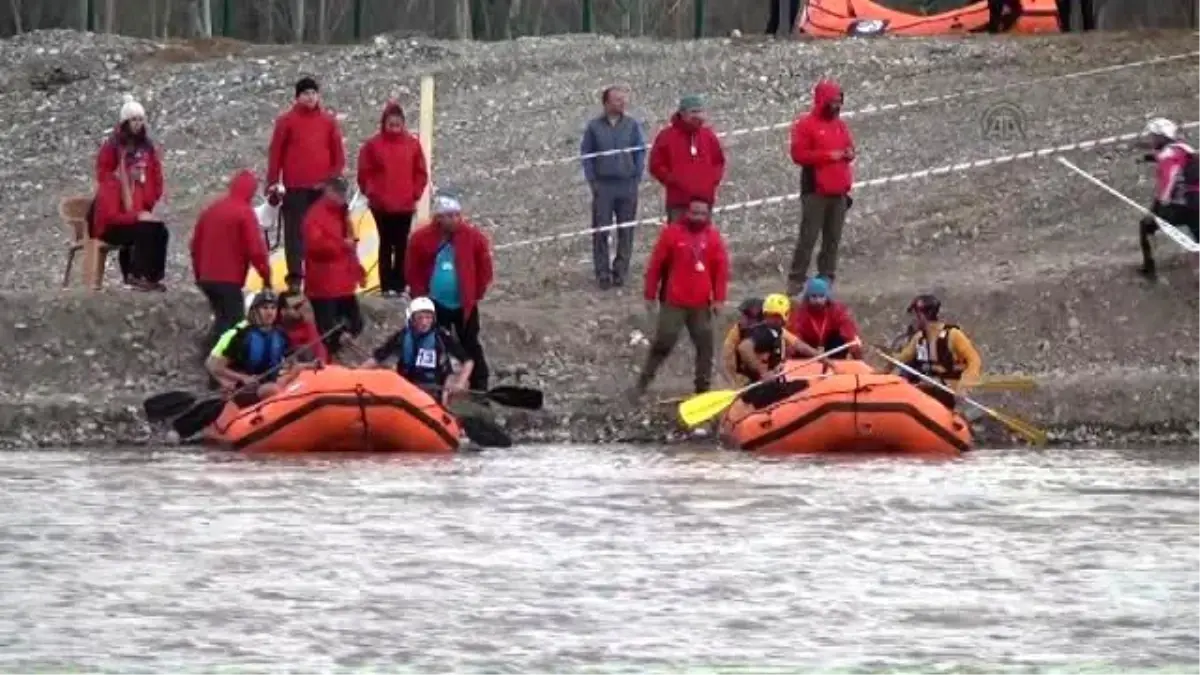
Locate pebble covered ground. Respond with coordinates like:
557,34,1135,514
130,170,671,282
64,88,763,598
0,28,1196,448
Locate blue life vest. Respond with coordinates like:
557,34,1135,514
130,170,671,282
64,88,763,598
237,327,288,378
400,327,448,386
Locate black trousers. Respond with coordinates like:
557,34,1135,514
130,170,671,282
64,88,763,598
432,302,489,391
987,0,1022,32
281,188,324,287
100,221,168,283
1056,0,1095,31
1140,206,1200,274
198,281,246,354
766,0,801,34
310,295,364,359
370,209,414,294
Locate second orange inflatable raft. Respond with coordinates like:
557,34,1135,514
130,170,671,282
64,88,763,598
204,365,462,453
719,360,972,457
797,0,1060,37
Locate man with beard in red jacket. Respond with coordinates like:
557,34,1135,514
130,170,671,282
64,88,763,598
787,79,855,295
190,169,273,355
631,198,730,400
785,277,863,360
356,100,429,298
649,94,726,221
405,196,494,391
267,76,346,292
303,177,366,360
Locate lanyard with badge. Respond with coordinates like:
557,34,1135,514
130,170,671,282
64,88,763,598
437,238,454,273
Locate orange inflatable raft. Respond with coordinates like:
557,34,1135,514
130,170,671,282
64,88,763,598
719,359,972,457
797,0,1060,37
203,365,462,453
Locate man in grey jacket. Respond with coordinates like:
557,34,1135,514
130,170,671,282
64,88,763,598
581,86,647,289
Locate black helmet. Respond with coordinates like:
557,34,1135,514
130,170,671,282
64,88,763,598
907,294,940,320
250,290,278,309
738,296,763,318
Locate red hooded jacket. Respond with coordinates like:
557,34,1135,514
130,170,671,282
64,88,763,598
643,217,729,309
356,103,429,214
92,173,155,241
786,301,862,355
267,103,346,190
405,219,494,319
649,113,726,209
190,170,272,285
789,80,855,196
95,127,164,211
302,196,364,298
284,317,329,364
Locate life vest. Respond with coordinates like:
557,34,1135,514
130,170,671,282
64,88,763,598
230,325,288,378
736,321,785,381
399,327,452,386
1157,142,1199,211
909,324,965,381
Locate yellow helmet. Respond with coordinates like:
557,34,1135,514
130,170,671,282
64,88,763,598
762,293,791,319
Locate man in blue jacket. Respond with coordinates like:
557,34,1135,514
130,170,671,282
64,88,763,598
580,85,646,290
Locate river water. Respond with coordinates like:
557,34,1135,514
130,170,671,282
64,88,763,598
0,445,1195,673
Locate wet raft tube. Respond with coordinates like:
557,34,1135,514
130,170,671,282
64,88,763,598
243,192,381,294
797,0,1060,37
204,366,462,453
719,360,972,457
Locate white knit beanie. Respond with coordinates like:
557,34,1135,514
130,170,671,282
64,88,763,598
119,94,145,123
433,195,462,215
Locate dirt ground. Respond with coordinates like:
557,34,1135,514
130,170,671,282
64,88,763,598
0,29,1196,448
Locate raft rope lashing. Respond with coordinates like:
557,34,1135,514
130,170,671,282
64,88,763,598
354,384,373,452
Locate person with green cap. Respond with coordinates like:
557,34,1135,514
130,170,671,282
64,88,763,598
649,94,726,221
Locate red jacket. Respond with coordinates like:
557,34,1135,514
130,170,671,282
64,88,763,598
356,103,429,214
302,196,364,299
405,219,494,319
643,218,729,309
92,174,154,241
789,80,855,196
190,170,271,285
267,104,346,190
284,318,329,363
786,301,861,354
95,127,164,211
649,113,726,208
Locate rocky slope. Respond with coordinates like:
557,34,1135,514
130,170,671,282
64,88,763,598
0,28,1196,448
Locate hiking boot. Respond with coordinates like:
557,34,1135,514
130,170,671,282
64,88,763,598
598,276,612,290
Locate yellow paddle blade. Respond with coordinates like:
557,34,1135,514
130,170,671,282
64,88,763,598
678,389,739,428
987,408,1048,447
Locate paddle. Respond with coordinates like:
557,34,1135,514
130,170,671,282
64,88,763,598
143,390,200,422
678,339,861,429
457,385,544,410
870,347,1048,446
170,324,345,440
459,416,513,449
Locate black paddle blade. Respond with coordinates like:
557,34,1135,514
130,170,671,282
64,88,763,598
171,398,227,439
460,416,513,449
143,391,198,422
485,386,544,411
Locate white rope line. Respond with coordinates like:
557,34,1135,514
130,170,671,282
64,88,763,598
475,52,1198,178
494,121,1200,251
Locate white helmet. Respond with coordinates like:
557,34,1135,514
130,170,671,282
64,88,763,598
1143,117,1178,141
406,296,436,320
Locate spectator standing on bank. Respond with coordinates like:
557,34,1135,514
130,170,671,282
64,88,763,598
357,99,429,299
1055,0,1095,32
190,169,273,354
405,196,494,391
95,95,164,289
303,177,366,360
649,94,726,222
787,79,855,295
631,198,730,400
267,76,346,292
766,0,802,36
580,85,646,289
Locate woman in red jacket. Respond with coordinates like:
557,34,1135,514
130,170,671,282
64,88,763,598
356,101,429,298
94,96,166,289
303,177,367,359
631,198,730,400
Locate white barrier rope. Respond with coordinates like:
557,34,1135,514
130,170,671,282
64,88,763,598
476,52,1198,178
494,121,1200,251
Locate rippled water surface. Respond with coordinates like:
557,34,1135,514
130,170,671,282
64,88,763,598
0,446,1196,672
